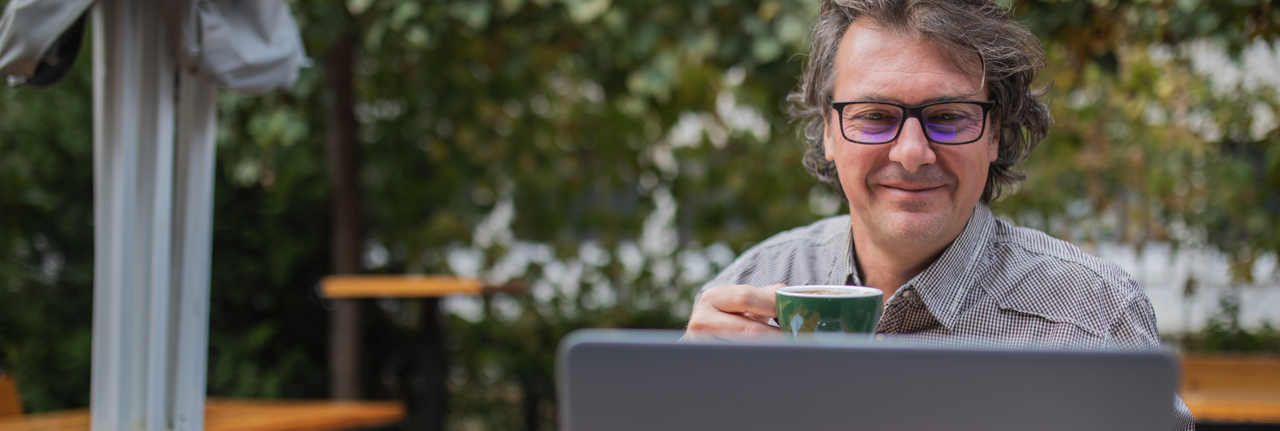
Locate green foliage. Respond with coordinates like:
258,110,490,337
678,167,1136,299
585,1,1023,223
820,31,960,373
0,42,94,412
1001,0,1280,279
1181,294,1280,354
0,1,1277,430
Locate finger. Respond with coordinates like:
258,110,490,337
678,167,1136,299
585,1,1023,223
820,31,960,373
742,312,774,325
679,329,727,343
687,304,780,341
686,318,778,342
746,285,786,324
762,283,786,292
683,327,784,343
700,284,778,318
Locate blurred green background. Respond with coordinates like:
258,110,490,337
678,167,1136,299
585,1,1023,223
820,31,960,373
1,0,1278,429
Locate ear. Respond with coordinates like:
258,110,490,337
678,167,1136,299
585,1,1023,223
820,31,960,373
986,116,1000,163
987,131,999,162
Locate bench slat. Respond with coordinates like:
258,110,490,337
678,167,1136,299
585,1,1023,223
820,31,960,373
0,400,403,431
321,276,482,298
1180,355,1280,423
0,375,21,418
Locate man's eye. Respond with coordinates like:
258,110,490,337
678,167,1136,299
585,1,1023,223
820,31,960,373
931,112,966,123
855,112,893,121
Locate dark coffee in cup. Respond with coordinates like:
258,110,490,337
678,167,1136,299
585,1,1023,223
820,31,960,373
794,289,858,295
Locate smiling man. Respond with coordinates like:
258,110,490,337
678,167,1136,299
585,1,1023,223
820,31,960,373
684,0,1192,429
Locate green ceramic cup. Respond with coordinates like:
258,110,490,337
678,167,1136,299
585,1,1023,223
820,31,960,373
776,285,883,343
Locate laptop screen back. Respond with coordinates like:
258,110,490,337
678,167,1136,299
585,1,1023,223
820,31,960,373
557,330,1176,431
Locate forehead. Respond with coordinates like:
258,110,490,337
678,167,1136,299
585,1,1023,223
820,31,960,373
831,22,985,104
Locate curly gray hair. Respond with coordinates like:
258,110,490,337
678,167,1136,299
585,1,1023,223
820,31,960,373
788,0,1051,203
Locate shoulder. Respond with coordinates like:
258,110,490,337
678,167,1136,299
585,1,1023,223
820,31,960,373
981,217,1148,338
747,215,849,255
700,215,848,292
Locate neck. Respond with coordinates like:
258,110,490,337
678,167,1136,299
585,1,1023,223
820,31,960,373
848,213,965,299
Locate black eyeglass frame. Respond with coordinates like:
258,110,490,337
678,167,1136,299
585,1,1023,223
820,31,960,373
830,100,997,145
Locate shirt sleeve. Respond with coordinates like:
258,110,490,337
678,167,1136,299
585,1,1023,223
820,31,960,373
1172,393,1195,431
694,240,770,305
1108,295,1195,430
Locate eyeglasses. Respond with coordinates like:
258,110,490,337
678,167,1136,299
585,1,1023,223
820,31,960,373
831,100,996,145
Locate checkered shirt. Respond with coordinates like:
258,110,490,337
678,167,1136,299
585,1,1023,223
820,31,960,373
696,203,1195,430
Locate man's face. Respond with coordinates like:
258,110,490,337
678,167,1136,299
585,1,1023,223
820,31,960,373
824,22,998,248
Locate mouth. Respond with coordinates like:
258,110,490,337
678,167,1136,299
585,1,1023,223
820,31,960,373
881,183,945,191
878,183,946,199
883,184,942,191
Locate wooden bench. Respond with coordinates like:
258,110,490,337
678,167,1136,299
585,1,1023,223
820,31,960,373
0,374,21,418
5,353,405,431
1180,355,1280,423
0,399,404,431
321,275,523,298
0,276,504,431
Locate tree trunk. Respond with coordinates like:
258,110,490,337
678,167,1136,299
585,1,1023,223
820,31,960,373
523,382,541,431
325,30,362,401
414,298,447,431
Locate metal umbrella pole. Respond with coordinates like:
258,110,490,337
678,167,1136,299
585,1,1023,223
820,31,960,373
90,1,217,430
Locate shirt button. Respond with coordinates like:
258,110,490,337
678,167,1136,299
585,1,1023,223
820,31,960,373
874,334,886,341
902,290,913,298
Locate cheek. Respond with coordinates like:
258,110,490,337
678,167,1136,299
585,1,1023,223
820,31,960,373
935,146,989,185
957,148,993,199
832,146,880,190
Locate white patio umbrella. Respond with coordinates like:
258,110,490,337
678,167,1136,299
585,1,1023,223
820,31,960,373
0,1,306,431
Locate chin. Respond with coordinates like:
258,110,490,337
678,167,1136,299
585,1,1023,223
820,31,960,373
881,211,947,244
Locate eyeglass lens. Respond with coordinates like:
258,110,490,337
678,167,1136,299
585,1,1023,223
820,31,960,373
841,102,986,144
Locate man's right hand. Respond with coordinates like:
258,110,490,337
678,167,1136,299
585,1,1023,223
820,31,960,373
683,284,784,342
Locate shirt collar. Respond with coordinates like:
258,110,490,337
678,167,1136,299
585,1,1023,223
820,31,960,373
846,204,995,331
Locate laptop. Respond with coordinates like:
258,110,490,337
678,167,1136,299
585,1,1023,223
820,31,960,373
557,329,1177,431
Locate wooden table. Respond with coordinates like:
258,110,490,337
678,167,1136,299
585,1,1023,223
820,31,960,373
0,399,405,431
1181,355,1280,423
320,275,525,431
321,275,522,298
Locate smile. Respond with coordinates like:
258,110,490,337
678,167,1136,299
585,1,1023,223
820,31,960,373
878,184,945,198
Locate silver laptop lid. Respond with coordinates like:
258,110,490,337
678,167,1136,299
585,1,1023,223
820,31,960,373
557,329,1177,431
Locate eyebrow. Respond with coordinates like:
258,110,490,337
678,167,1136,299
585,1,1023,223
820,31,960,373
854,94,982,105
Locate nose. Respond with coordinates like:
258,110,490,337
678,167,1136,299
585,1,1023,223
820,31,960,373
888,117,936,172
